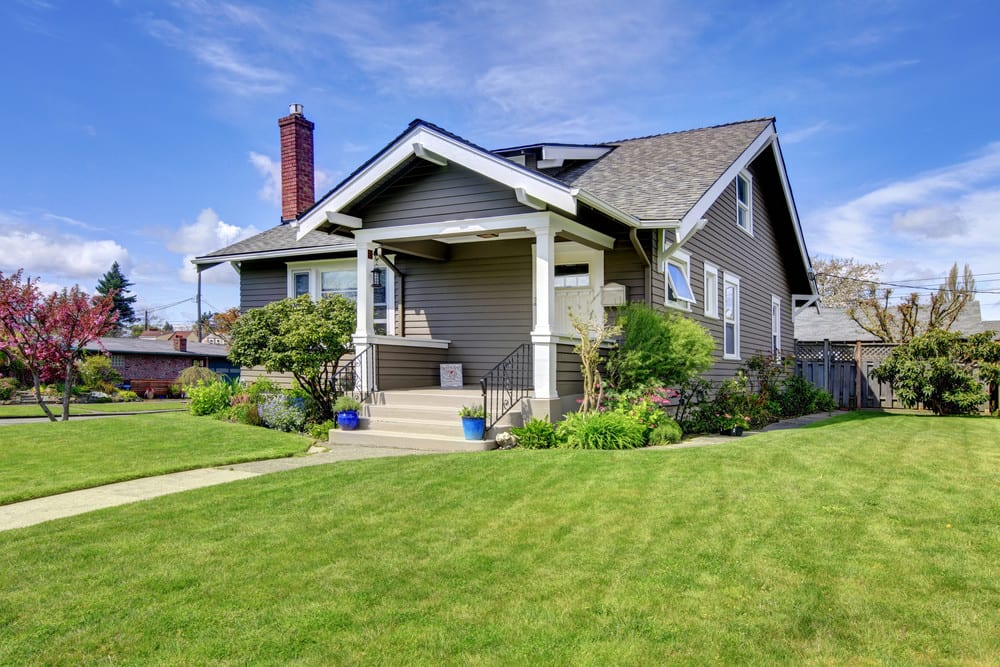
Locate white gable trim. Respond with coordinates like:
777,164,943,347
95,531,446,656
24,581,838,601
676,121,817,297
297,124,578,240
677,122,775,240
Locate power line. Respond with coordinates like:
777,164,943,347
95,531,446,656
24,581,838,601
813,272,1000,296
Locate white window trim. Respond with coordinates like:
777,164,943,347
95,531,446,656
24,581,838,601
723,272,741,360
664,248,694,311
771,294,782,353
286,258,395,336
736,171,753,236
703,262,719,319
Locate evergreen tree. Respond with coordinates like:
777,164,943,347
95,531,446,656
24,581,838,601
95,262,137,335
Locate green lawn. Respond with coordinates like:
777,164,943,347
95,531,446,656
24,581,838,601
0,412,310,504
2,413,999,664
0,399,187,418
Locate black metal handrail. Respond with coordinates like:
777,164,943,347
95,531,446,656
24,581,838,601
480,343,532,432
331,344,377,405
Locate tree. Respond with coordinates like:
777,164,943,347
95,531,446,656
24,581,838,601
568,309,621,413
95,262,137,335
0,270,118,421
849,263,975,343
811,256,882,308
228,295,355,419
870,329,1000,415
195,307,241,338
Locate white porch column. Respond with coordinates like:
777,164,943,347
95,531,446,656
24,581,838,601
354,241,376,393
530,224,558,399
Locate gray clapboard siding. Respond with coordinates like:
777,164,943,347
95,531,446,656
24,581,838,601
654,158,796,384
239,261,287,311
394,239,533,382
376,344,448,390
355,162,534,229
557,344,583,395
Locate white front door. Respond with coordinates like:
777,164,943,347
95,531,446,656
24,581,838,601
553,243,604,335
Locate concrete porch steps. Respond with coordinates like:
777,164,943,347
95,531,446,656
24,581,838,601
329,386,524,452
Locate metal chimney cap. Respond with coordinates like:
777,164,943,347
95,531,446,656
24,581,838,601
289,103,304,115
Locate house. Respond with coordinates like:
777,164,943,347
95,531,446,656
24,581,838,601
194,104,817,430
794,301,1000,344
83,336,239,397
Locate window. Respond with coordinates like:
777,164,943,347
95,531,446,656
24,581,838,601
703,263,719,318
723,273,741,360
554,263,590,288
319,269,356,300
665,250,695,309
372,267,389,335
287,259,395,336
736,171,753,234
771,295,782,353
110,354,125,369
292,271,310,297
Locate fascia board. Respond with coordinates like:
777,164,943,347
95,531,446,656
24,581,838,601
192,244,356,266
541,145,612,161
677,123,775,240
297,125,577,240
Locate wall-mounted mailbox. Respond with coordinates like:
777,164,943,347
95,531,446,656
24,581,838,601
601,282,627,307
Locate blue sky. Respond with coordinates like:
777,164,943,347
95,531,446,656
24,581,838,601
2,0,999,325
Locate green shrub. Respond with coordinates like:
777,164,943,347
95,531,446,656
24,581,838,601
607,303,714,390
0,376,18,401
459,404,485,418
307,419,337,440
188,379,235,416
246,378,282,402
511,417,557,449
779,375,836,417
871,329,998,415
176,366,220,389
76,355,122,392
333,395,362,413
227,392,263,426
556,411,647,450
648,418,683,445
114,389,140,402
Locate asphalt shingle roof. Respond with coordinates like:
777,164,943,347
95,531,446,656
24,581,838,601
83,337,231,358
565,119,773,221
795,302,999,342
195,223,353,262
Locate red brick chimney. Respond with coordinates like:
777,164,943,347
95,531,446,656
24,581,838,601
278,103,315,222
173,335,188,352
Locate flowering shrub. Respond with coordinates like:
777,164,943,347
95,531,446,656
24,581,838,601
259,395,306,432
0,376,17,401
114,390,140,402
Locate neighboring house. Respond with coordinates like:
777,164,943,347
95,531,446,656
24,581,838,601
201,332,230,346
795,301,1000,343
194,105,817,418
83,336,239,395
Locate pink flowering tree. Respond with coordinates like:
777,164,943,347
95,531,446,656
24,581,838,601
0,270,118,421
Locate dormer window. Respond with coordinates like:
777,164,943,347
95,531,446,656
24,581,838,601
736,171,753,234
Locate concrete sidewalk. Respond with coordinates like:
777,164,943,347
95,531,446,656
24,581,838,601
0,411,842,532
0,444,432,532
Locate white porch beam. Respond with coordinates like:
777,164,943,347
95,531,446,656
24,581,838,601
412,142,448,166
515,187,546,211
325,211,363,229
355,242,375,338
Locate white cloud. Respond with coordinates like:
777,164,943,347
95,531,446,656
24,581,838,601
781,121,830,145
249,151,280,205
836,59,920,78
169,208,258,284
806,142,1000,318
0,210,128,281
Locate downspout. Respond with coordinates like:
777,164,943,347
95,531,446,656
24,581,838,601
375,248,405,337
628,228,652,307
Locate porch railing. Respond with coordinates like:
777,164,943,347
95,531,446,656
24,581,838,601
331,344,377,405
480,343,532,432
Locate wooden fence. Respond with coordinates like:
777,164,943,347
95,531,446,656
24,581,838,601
794,341,902,409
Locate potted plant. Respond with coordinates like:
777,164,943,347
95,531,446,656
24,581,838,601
459,404,486,440
334,395,363,431
719,413,750,436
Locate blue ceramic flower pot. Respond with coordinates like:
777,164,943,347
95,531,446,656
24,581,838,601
337,410,359,431
461,416,485,440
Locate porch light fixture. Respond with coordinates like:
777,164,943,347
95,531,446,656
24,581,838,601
476,232,499,239
370,263,383,288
